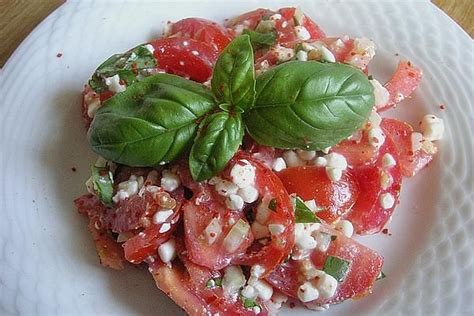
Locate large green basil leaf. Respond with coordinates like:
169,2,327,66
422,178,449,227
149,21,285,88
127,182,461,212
88,73,216,166
242,29,276,49
189,111,244,181
244,61,374,150
211,35,255,112
89,44,156,93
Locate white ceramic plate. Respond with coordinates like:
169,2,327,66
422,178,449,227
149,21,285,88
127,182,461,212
1,0,472,315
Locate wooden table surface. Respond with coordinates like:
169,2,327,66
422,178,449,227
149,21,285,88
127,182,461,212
0,0,472,68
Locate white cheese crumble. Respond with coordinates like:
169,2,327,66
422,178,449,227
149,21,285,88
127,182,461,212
368,127,386,149
380,170,393,190
316,273,338,299
230,160,256,188
297,149,316,161
420,114,444,141
297,281,319,302
203,218,222,245
152,209,174,224
222,266,246,295
161,169,180,192
241,285,257,299
304,199,318,212
382,153,397,168
379,192,395,209
214,178,239,197
345,37,376,69
237,186,259,203
370,79,390,107
313,156,327,167
113,174,142,203
143,44,155,54
158,239,176,264
159,223,171,233
411,132,424,152
334,219,354,238
248,278,273,301
84,90,101,118
294,26,311,40
323,152,347,181
250,264,266,278
104,74,126,93
223,219,249,252
226,194,244,210
272,45,294,62
283,150,306,167
296,50,308,61
272,157,287,172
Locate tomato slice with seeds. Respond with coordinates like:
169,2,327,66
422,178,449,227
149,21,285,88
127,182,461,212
344,133,402,234
378,60,423,111
277,166,359,223
168,18,233,53
381,118,435,177
265,224,383,306
150,37,217,82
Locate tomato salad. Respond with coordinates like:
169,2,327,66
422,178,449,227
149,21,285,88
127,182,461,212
75,7,445,315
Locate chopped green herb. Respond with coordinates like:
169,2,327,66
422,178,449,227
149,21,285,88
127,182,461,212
294,197,320,223
323,256,351,282
242,29,276,48
206,277,222,288
376,271,386,280
268,198,277,211
368,75,374,80
91,165,114,205
240,294,260,309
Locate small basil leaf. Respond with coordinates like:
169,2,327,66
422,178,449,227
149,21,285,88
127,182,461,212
294,197,320,223
91,165,114,205
89,44,156,93
268,198,277,211
211,35,256,112
242,29,276,49
189,111,244,181
376,271,386,280
88,73,216,166
206,277,223,288
323,255,351,282
244,61,374,150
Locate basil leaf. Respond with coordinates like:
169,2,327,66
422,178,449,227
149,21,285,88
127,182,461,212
211,35,256,112
89,44,156,92
268,198,277,211
242,29,276,48
88,73,216,166
323,256,351,282
206,277,223,288
189,111,244,181
376,271,386,280
244,61,374,150
242,297,259,309
91,165,114,205
294,197,320,223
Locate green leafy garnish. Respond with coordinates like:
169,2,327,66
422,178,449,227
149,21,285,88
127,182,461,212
294,197,320,223
240,293,260,309
323,256,351,282
242,29,276,48
189,112,244,181
206,277,223,288
91,165,114,205
376,271,386,280
244,61,374,150
89,44,156,92
88,73,216,166
268,198,277,211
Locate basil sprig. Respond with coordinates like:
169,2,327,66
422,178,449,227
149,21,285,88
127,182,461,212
244,61,374,150
87,35,374,181
88,73,216,166
91,165,114,205
89,44,156,92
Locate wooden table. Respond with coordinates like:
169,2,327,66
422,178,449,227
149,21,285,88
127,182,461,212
0,0,472,68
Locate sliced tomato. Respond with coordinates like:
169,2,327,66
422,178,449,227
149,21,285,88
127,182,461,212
225,8,272,30
168,18,233,53
277,166,359,223
378,60,423,111
266,224,383,306
320,37,354,62
381,118,435,177
298,12,326,40
74,194,125,270
331,130,377,167
344,133,402,234
150,37,217,82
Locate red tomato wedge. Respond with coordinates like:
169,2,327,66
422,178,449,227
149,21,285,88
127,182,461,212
278,7,326,41
74,194,125,270
150,37,217,82
167,18,233,53
230,154,295,276
378,60,423,111
381,118,435,177
331,130,377,167
266,224,383,306
225,8,272,30
344,133,402,234
277,166,359,223
320,37,354,62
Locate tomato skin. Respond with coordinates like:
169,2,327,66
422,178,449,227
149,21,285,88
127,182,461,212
381,118,434,177
345,134,402,234
225,8,272,30
230,154,295,276
378,60,423,111
277,166,359,223
150,37,217,82
168,18,233,53
331,130,377,167
266,224,383,306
